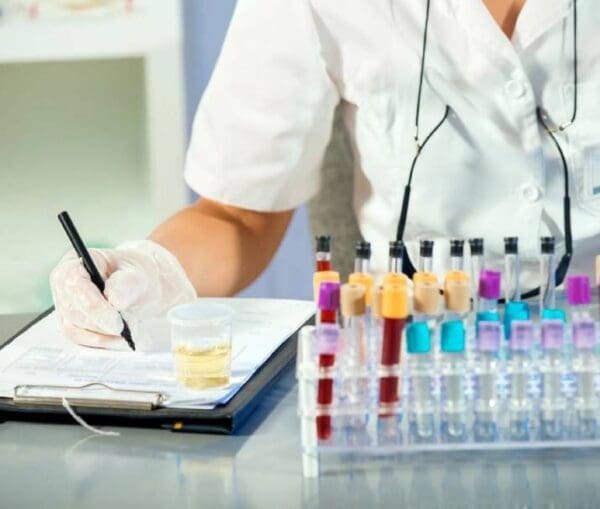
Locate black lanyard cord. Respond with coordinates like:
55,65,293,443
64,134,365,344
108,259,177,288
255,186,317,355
397,0,450,248
397,0,579,292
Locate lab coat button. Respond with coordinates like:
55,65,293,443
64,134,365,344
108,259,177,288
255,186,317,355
521,184,542,202
506,79,526,99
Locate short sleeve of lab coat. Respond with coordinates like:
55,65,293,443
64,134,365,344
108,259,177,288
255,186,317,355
184,0,340,211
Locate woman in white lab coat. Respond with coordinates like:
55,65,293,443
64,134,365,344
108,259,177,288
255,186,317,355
51,0,600,347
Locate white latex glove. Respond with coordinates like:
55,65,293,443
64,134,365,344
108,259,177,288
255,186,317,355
50,240,197,349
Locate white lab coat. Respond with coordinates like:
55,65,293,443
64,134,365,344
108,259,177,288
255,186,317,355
185,0,600,289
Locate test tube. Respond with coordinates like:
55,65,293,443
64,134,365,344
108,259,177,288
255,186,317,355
540,237,557,314
450,239,465,272
444,271,471,321
567,275,594,323
354,241,371,274
413,272,440,321
539,320,567,439
378,280,409,418
469,238,485,309
418,240,434,273
440,320,468,441
596,255,600,309
504,237,521,303
315,235,332,272
388,241,404,274
349,242,375,337
473,321,503,441
478,270,501,313
313,271,340,303
316,281,340,441
406,322,435,440
340,283,368,427
506,320,536,440
371,285,384,364
572,307,599,437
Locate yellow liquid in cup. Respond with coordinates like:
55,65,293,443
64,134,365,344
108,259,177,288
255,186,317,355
173,342,231,390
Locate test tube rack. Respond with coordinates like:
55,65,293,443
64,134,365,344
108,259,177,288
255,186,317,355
296,317,600,478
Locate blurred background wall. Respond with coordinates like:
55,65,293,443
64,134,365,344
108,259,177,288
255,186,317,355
0,0,312,314
182,0,313,301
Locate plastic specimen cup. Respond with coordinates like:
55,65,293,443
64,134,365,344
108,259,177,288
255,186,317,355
167,301,234,390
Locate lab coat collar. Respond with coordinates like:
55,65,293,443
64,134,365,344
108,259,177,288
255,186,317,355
452,0,571,57
513,0,572,50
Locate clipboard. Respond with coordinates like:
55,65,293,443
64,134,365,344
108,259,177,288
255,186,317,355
0,308,313,434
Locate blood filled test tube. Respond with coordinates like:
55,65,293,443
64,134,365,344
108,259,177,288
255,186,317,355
315,235,332,272
450,239,465,272
313,271,340,304
418,240,434,273
388,241,404,274
316,281,340,441
378,281,409,417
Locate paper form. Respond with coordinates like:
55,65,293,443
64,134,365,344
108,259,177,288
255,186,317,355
0,299,314,409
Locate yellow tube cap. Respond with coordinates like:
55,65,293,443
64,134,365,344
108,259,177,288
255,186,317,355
341,283,367,317
382,273,409,288
348,272,374,306
313,271,340,302
382,283,409,319
444,270,471,313
413,271,440,315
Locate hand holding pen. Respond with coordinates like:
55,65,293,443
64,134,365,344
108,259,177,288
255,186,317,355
58,211,135,351
50,212,197,350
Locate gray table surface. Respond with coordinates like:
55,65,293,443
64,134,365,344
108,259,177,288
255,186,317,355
1,313,600,509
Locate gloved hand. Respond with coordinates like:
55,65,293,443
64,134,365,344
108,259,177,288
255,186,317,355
50,240,197,349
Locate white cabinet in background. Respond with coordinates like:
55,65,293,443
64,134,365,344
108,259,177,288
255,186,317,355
0,0,188,313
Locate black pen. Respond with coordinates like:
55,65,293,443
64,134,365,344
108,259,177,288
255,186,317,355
58,211,136,351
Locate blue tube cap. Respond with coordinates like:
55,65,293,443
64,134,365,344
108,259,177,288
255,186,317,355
441,320,466,353
476,310,501,323
504,301,530,339
541,308,566,321
406,321,431,354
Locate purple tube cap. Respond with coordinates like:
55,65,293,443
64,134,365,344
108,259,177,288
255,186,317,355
567,275,592,306
541,320,565,349
318,281,340,311
478,270,501,300
509,320,534,350
477,321,501,352
573,320,597,349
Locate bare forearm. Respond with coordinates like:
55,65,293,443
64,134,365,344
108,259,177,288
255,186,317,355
149,199,293,296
